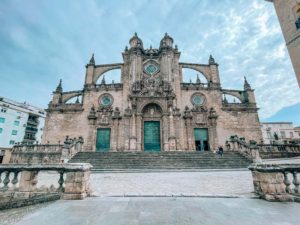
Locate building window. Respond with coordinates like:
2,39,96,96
280,131,286,138
1,108,7,113
267,131,272,139
0,128,2,134
11,130,17,135
14,121,20,126
290,132,294,138
9,140,15,145
0,117,5,123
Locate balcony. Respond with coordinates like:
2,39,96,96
27,119,39,126
25,127,38,133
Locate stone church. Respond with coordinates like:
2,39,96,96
43,33,262,152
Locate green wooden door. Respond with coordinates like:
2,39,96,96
194,128,209,151
96,128,111,152
144,121,161,151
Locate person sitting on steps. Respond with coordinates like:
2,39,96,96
217,146,224,156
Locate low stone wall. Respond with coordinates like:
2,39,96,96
0,163,93,210
0,192,60,210
249,163,300,202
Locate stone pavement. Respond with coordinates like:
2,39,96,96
8,197,300,225
35,170,254,197
90,170,254,197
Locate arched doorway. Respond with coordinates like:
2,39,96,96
142,103,163,152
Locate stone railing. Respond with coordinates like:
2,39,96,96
227,136,300,161
258,144,300,153
249,163,300,202
10,136,84,164
226,136,261,163
0,163,92,200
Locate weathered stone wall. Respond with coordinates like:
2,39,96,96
268,0,300,87
217,111,262,145
43,34,262,151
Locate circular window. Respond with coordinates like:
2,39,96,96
191,93,205,106
144,64,159,76
99,94,113,107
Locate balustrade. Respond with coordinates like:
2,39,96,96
0,163,92,200
249,163,300,202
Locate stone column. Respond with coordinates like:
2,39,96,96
117,119,123,151
123,116,131,151
187,119,194,150
162,114,169,151
110,120,117,152
136,114,142,150
183,119,188,150
208,108,219,151
168,112,176,151
86,111,97,151
130,114,137,151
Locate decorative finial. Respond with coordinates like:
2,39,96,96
209,55,216,65
56,79,63,92
101,75,106,85
223,94,228,104
150,45,152,49
112,80,114,84
175,44,178,51
89,53,95,65
165,32,168,37
134,32,137,36
75,96,80,104
244,76,251,90
196,74,201,84
125,46,128,51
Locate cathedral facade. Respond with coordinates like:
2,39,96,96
43,33,262,152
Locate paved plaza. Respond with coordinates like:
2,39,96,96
2,197,299,225
34,170,254,197
90,170,254,197
2,169,300,225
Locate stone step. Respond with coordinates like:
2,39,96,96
69,151,251,171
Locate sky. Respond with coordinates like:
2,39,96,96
0,0,299,125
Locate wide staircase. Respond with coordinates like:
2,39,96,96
69,151,252,172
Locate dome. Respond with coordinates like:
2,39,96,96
129,32,143,49
160,33,174,48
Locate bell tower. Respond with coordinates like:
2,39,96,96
266,0,300,87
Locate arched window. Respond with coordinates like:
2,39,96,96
182,68,208,84
65,95,82,104
96,69,121,84
223,94,242,104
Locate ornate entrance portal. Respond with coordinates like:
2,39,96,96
144,121,161,151
194,128,209,151
142,103,163,151
96,128,111,152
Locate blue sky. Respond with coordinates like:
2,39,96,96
0,0,299,125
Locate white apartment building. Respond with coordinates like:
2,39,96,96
261,122,298,144
0,97,46,148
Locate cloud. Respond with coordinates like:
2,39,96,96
0,0,299,123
